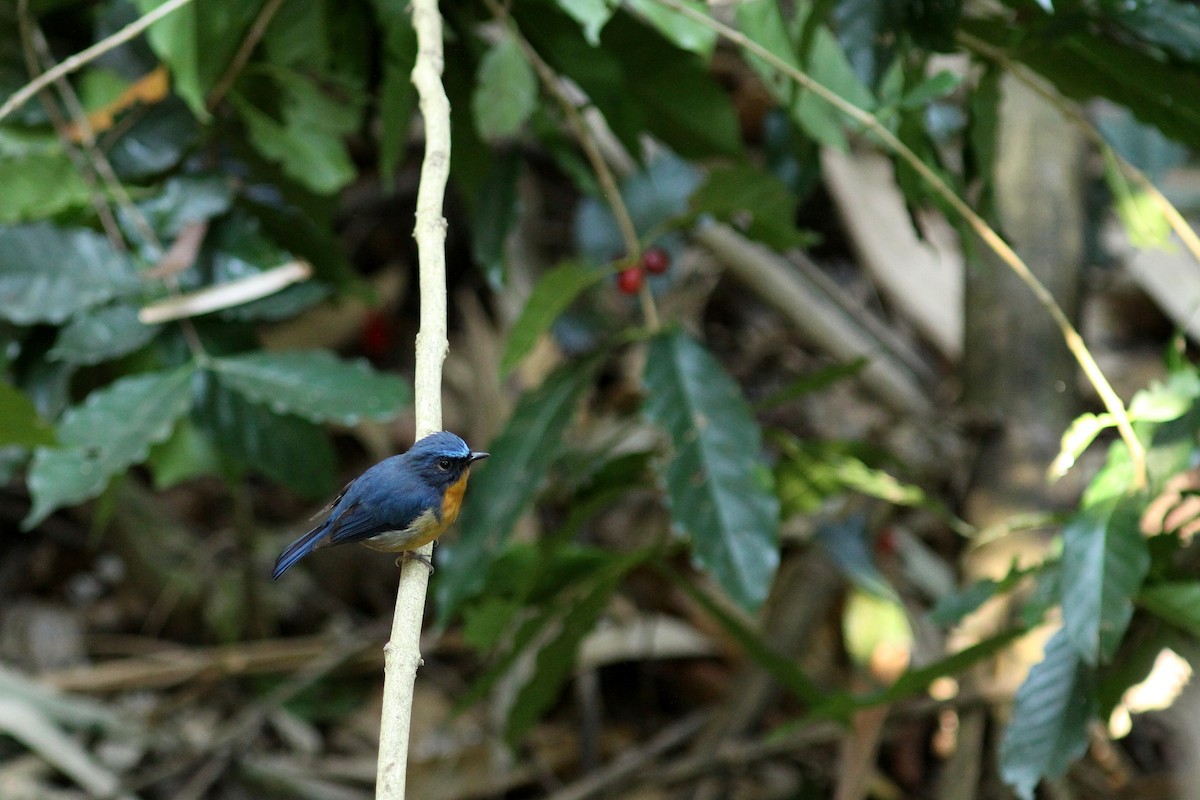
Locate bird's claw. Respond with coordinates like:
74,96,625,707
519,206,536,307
396,550,434,574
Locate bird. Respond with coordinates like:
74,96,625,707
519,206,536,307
272,431,488,579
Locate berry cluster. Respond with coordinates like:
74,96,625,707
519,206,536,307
616,246,671,295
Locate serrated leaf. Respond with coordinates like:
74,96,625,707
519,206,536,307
209,350,408,425
1139,582,1200,637
25,367,195,527
554,0,615,45
0,383,56,448
1061,496,1150,665
436,358,599,623
501,262,605,376
643,328,780,609
625,0,717,57
0,152,92,222
0,224,140,325
194,376,336,498
472,36,537,142
1000,629,1096,800
49,304,159,366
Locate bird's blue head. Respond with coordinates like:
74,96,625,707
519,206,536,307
407,431,489,489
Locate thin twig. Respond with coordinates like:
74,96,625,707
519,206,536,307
0,0,196,124
653,0,1146,489
206,0,287,112
376,0,452,795
958,30,1200,267
15,1,124,248
484,0,661,331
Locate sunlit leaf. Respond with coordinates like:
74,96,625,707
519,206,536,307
554,0,615,45
643,328,780,609
1000,629,1096,800
0,152,92,222
209,350,409,425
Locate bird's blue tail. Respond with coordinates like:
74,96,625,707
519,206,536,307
272,523,328,580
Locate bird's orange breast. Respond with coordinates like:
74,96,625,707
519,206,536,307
441,470,471,525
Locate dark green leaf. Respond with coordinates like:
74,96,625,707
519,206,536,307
134,174,234,240
25,367,196,527
624,0,717,57
232,67,363,195
554,0,615,45
436,358,599,623
0,152,92,222
500,262,606,376
816,514,895,600
49,304,160,366
1139,582,1200,637
0,223,140,325
756,359,867,410
1102,0,1200,62
999,629,1096,800
194,376,336,498
833,0,902,87
146,417,221,489
472,36,538,142
134,0,258,117
471,150,523,287
643,329,780,609
373,0,418,182
106,99,199,180
1061,496,1150,664
687,164,811,250
0,382,56,448
899,71,962,109
209,350,409,425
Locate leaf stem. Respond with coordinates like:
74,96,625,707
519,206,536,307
484,0,660,331
653,0,1146,489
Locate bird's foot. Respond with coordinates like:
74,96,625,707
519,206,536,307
396,550,434,574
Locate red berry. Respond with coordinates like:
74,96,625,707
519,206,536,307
616,267,645,294
642,246,671,275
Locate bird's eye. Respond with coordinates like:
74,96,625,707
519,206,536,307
436,458,452,471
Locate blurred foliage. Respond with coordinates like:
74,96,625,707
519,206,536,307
4,0,1200,796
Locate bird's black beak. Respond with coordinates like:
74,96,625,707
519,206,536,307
469,451,490,464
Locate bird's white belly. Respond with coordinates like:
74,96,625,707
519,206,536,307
361,508,440,552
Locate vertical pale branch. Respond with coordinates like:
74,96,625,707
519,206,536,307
376,0,450,796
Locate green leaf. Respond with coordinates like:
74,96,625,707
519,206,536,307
0,152,92,222
898,71,962,109
231,67,363,195
134,174,234,240
1050,412,1113,480
1103,147,1170,249
105,99,199,180
817,515,895,601
555,0,615,44
134,0,258,118
0,383,56,448
1139,582,1200,637
25,367,196,528
1102,0,1200,62
0,223,140,325
471,150,522,287
48,304,160,366
1000,629,1096,800
146,417,221,489
501,262,605,376
624,0,717,57
834,0,902,87
643,328,780,609
436,358,599,623
472,36,538,142
687,164,811,250
209,350,409,425
372,0,418,183
194,376,336,498
1061,496,1150,665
